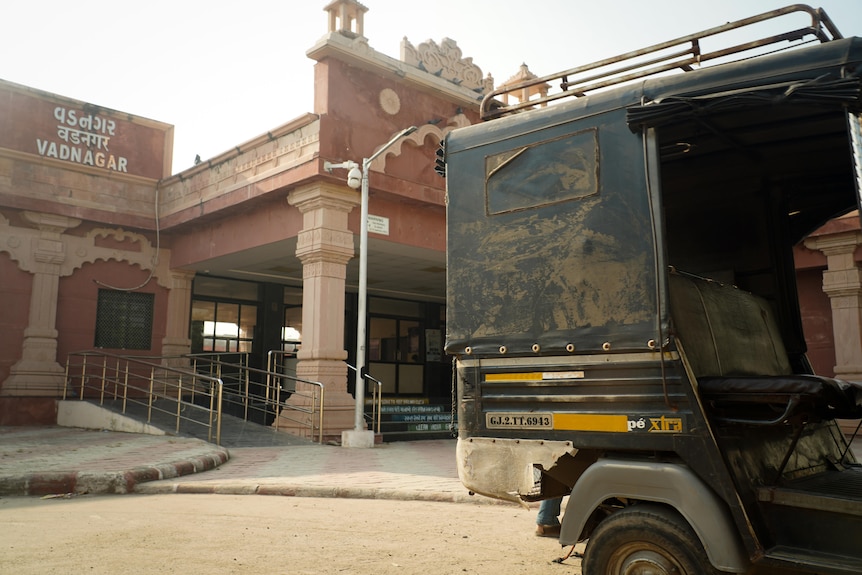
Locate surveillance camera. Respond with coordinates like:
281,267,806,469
347,167,362,189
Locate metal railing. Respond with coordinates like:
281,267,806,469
266,350,326,443
346,363,384,434
64,351,224,445
481,4,843,119
65,350,381,445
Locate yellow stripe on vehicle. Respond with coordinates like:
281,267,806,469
484,372,544,381
553,413,629,432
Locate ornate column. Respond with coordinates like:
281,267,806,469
281,182,359,441
3,212,81,396
804,230,862,381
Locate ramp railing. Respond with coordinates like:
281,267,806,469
63,351,224,445
183,351,325,443
346,363,384,434
265,350,325,443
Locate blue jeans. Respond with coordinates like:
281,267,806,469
537,497,562,526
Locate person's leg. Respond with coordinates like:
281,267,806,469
536,497,562,526
535,497,563,536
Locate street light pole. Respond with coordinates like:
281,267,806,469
342,125,417,448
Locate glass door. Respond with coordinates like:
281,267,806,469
368,315,424,395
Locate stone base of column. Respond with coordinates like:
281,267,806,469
273,357,373,444
341,428,376,448
833,366,862,381
275,389,360,444
1,361,66,396
833,368,862,436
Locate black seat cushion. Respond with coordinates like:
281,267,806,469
699,374,862,421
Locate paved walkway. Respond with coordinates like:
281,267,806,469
2,425,861,506
135,436,480,503
0,426,229,497
0,426,494,504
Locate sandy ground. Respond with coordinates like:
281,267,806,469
0,493,584,575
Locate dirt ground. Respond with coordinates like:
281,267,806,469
0,493,584,575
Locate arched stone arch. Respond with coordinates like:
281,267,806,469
369,113,471,172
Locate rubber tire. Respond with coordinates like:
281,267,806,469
581,504,723,575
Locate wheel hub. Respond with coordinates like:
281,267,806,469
618,549,681,575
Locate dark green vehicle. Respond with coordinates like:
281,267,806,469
443,5,862,574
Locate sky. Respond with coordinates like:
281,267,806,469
3,0,861,173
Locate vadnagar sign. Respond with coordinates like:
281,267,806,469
0,79,173,180
37,106,129,173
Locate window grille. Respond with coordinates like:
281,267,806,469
94,289,154,350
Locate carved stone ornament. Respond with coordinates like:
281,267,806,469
379,88,401,115
401,37,494,94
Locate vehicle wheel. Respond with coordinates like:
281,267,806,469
581,504,723,575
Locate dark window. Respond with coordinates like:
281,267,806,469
94,289,154,349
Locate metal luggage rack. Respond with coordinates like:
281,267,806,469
481,4,843,119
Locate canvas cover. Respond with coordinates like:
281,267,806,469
445,104,662,356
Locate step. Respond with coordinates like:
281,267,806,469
762,545,862,575
365,400,456,441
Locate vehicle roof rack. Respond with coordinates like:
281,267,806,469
481,4,843,120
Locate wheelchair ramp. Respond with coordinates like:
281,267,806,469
81,399,313,448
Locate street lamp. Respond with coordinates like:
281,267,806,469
328,125,417,448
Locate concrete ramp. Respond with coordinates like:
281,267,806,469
58,400,166,436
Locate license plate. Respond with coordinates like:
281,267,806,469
485,412,553,429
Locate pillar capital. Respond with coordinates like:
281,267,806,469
806,230,862,297
167,268,197,288
289,183,359,265
288,182,360,215
295,228,354,264
822,267,862,297
805,230,862,260
22,211,81,236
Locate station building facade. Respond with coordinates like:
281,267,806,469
0,1,489,439
2,0,862,438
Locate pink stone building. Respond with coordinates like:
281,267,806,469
1,0,860,439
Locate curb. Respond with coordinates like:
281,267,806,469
0,448,230,497
134,480,515,506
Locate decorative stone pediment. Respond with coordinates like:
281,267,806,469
0,210,170,288
401,37,494,94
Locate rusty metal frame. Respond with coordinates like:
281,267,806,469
481,4,842,119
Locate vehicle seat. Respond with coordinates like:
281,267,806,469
668,270,862,423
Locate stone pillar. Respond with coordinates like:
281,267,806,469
161,269,196,368
805,231,862,381
280,182,359,442
805,231,862,435
3,212,81,396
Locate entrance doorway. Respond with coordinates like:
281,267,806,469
368,317,423,394
367,297,425,395
190,276,302,373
